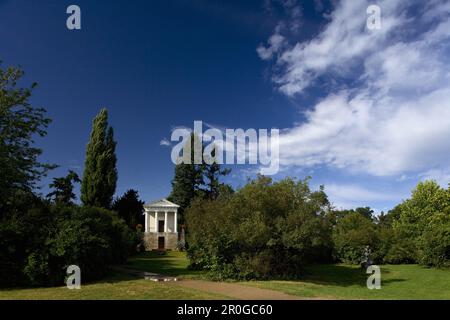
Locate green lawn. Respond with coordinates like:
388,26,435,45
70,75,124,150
0,273,225,300
1,252,449,299
0,252,215,300
244,264,450,300
127,251,205,279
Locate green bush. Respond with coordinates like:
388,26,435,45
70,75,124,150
185,177,333,280
418,222,450,267
1,201,135,287
0,194,53,287
332,212,379,264
377,228,417,264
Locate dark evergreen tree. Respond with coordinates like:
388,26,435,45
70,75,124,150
168,134,232,220
47,170,81,204
168,134,203,223
80,108,117,208
112,189,145,229
201,147,231,200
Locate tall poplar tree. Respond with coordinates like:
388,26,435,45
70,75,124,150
81,108,117,208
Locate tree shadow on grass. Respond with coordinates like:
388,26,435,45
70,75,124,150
298,264,406,287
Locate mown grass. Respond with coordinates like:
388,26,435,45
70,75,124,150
244,264,450,300
0,272,225,300
127,251,205,279
1,252,449,300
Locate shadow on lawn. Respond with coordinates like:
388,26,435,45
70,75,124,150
300,264,406,287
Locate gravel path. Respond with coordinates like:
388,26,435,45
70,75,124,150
115,265,306,300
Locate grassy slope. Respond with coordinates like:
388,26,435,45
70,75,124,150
244,264,450,300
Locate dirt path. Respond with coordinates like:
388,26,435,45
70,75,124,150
174,279,304,300
115,265,306,300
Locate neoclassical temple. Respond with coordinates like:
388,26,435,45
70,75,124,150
143,198,180,250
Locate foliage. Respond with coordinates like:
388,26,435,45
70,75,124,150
80,108,117,208
393,180,450,267
0,64,134,288
332,211,379,264
0,192,50,286
46,170,81,204
0,201,134,287
200,147,231,200
377,227,417,264
168,134,204,222
112,189,145,229
0,64,56,215
169,134,232,223
185,176,333,280
394,180,449,238
418,221,450,267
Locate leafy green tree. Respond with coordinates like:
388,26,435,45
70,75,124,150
332,211,379,264
395,180,449,237
0,64,55,215
185,177,333,280
354,207,374,220
46,170,81,205
420,221,450,267
393,180,450,266
112,189,145,229
376,205,401,227
80,109,117,208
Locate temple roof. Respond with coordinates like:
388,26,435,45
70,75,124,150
144,198,180,209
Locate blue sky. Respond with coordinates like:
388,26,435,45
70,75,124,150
1,0,449,213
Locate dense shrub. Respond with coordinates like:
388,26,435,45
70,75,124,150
332,212,379,264
0,193,53,287
185,177,333,280
377,228,417,264
418,222,450,267
0,200,135,287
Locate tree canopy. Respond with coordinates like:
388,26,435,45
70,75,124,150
0,64,55,215
47,170,81,205
112,189,145,229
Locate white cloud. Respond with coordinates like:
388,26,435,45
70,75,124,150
259,0,450,179
257,33,286,60
160,138,171,147
419,168,450,188
273,0,406,96
325,183,400,210
257,0,303,60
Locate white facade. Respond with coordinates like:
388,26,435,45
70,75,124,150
147,211,177,233
143,198,179,250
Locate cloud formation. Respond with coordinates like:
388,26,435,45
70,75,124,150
259,0,450,179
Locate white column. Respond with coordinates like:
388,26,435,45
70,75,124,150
155,211,158,232
164,211,168,232
174,211,178,233
144,211,148,232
